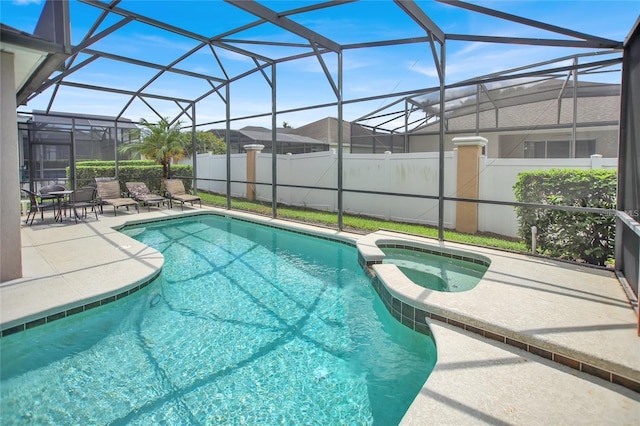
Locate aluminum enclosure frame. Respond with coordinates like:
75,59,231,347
11,1,637,300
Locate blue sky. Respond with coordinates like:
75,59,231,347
2,0,638,129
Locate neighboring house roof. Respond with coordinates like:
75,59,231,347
416,79,620,132
238,127,327,145
209,77,620,147
31,110,138,129
290,117,351,144
444,96,620,131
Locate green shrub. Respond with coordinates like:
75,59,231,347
76,160,156,167
69,160,193,193
513,168,616,266
167,165,194,192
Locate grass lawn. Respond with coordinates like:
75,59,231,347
198,192,528,253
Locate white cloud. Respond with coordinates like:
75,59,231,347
13,0,41,5
215,47,254,64
410,62,464,79
411,63,439,78
454,42,485,57
135,34,196,52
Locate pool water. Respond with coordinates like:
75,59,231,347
1,215,436,425
381,247,487,292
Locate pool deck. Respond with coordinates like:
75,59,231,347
1,205,639,424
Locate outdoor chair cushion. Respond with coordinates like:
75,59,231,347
126,182,165,202
164,179,201,210
126,182,168,211
96,180,139,215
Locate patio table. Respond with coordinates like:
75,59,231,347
47,190,74,222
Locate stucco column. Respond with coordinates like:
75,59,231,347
453,136,487,234
244,144,264,201
1,51,23,281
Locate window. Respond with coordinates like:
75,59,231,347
546,140,569,158
576,139,596,158
524,139,596,158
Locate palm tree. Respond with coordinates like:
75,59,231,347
120,117,184,179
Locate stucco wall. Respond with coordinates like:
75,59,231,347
1,51,23,281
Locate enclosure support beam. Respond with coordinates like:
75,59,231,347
191,104,197,195
226,0,341,52
70,118,76,190
394,0,445,45
405,99,410,151
337,52,344,231
114,121,119,180
438,42,446,242
225,84,232,210
474,84,479,135
571,57,578,158
272,64,278,219
438,0,620,48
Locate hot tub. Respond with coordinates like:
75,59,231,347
378,244,489,292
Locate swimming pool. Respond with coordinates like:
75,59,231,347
380,245,489,292
0,215,436,425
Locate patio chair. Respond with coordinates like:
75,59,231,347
164,179,201,210
93,177,115,213
95,180,139,216
125,182,169,212
21,189,57,225
72,186,99,222
39,184,66,208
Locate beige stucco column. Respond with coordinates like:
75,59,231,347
244,144,264,201
1,51,23,281
453,136,487,235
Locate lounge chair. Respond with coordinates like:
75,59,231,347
72,186,99,222
164,179,201,210
95,180,139,216
125,182,169,212
93,177,115,212
21,189,57,225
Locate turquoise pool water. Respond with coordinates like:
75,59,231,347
381,247,488,292
1,215,436,425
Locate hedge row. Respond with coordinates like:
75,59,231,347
76,160,156,167
513,168,616,266
68,160,193,193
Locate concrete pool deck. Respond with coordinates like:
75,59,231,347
1,205,639,424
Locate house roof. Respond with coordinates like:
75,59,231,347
408,78,620,133
31,110,138,129
238,128,326,145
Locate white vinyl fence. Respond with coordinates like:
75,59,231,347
192,152,616,238
478,156,617,237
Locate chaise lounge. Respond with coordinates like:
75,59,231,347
164,179,201,210
96,180,139,216
125,182,169,212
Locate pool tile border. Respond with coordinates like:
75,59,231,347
364,265,640,394
376,242,491,267
0,274,157,338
